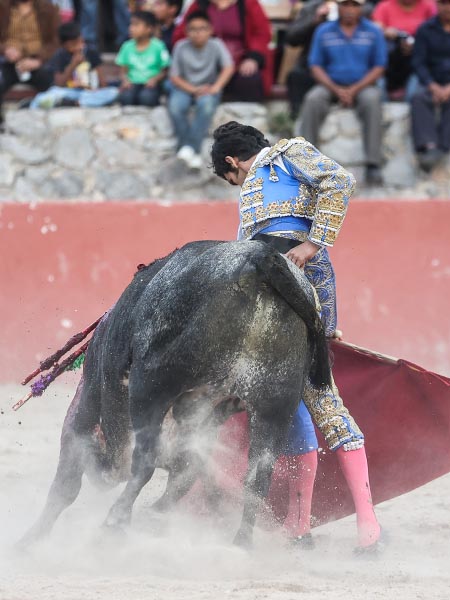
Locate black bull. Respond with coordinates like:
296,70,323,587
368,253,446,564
23,240,331,548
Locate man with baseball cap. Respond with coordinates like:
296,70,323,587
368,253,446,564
300,0,388,185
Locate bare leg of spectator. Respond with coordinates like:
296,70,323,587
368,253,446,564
355,86,383,184
299,84,333,147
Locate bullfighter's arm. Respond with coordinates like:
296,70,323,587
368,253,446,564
282,139,356,248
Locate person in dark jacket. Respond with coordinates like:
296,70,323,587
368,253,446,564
151,0,182,52
173,0,272,101
410,0,450,172
0,0,59,121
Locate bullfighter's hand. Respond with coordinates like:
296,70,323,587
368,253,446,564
285,240,320,269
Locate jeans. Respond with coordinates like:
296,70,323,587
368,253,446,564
81,0,130,49
168,87,220,153
30,85,119,108
118,83,160,107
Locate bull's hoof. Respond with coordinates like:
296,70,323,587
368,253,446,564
150,496,172,514
100,521,128,540
289,533,315,550
233,529,253,550
15,523,50,551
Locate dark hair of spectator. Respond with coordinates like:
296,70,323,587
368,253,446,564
132,10,157,28
211,121,270,178
58,21,82,44
186,10,211,25
167,0,183,17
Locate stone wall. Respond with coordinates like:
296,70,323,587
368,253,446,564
0,102,448,202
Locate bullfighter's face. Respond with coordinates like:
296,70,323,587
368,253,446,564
224,157,250,186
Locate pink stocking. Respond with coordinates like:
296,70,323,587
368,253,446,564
336,446,381,547
276,450,318,537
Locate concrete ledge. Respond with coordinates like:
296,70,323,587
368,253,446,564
0,102,449,202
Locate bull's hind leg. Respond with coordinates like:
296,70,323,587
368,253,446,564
103,397,168,530
233,396,295,549
19,377,99,544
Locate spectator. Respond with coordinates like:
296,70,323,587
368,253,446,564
151,0,182,52
80,0,130,50
168,10,234,168
410,0,450,171
0,0,59,122
29,21,119,108
373,0,437,101
116,10,170,106
300,0,387,185
173,0,272,102
51,0,75,22
286,0,373,120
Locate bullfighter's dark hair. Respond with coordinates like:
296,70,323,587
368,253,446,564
186,10,211,24
132,10,157,28
58,21,81,44
211,121,270,179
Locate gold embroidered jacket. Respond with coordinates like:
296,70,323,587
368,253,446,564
239,137,356,247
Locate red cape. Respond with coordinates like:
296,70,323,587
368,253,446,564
194,341,450,526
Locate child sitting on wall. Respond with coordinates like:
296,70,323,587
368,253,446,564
30,21,119,109
168,10,234,169
116,10,170,106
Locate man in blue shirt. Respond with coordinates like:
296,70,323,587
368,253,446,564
411,0,450,172
300,0,387,185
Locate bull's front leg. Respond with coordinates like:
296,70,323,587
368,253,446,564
18,377,97,546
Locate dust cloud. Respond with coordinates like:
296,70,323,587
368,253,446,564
1,382,449,600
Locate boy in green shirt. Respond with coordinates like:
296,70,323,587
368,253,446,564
116,11,170,106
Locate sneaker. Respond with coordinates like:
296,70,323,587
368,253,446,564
417,148,443,173
187,152,202,170
365,165,383,186
37,97,56,109
177,145,195,163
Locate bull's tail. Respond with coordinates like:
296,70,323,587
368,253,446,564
251,247,332,390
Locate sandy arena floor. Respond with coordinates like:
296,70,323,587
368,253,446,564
1,382,449,600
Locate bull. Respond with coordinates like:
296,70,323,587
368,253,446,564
22,240,331,548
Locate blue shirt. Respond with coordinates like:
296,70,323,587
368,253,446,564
308,18,387,86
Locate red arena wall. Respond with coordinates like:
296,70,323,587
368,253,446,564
1,200,449,382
